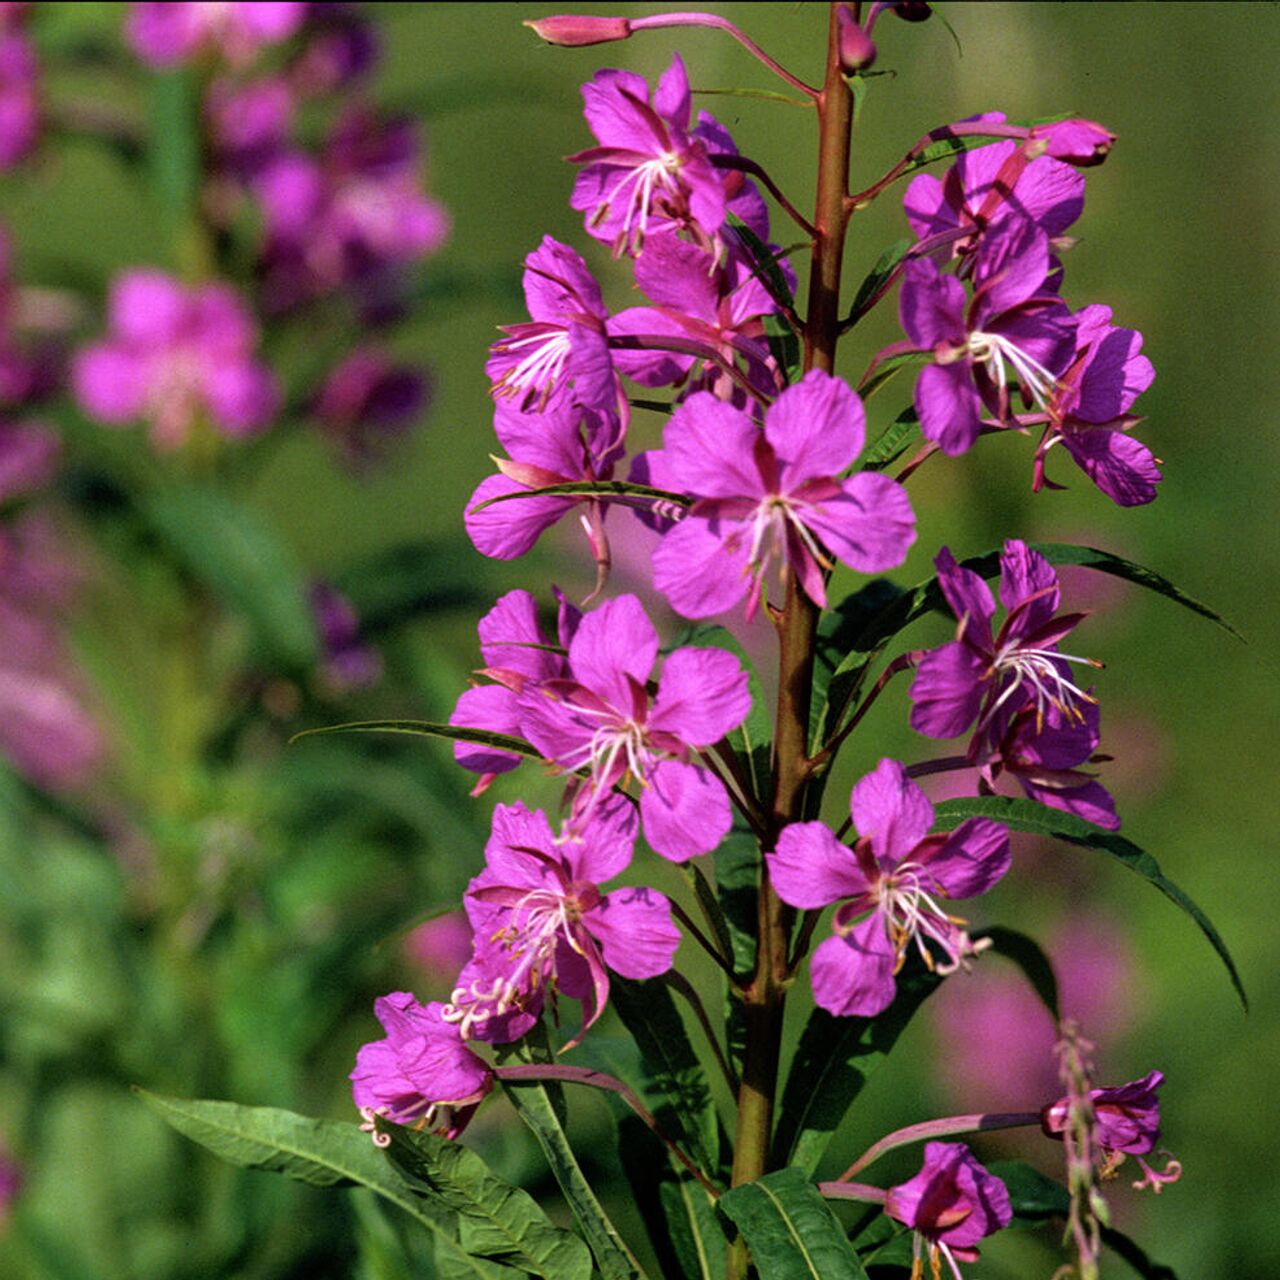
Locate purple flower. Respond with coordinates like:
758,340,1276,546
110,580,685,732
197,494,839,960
445,800,679,1046
255,108,448,310
1034,304,1160,507
486,237,616,413
0,418,58,503
310,581,381,691
909,540,1099,742
517,593,750,861
647,370,916,618
1042,1070,1163,1156
127,2,306,68
404,912,474,988
769,759,1009,1017
884,1142,1012,1272
72,270,279,450
0,30,37,170
291,3,379,97
314,348,428,467
449,588,580,790
206,76,294,180
1030,118,1116,168
607,231,786,403
351,992,492,1141
899,220,1076,456
568,55,727,256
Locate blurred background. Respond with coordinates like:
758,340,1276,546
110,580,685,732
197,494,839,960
0,3,1274,1277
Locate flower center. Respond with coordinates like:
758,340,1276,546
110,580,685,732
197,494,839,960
490,325,572,407
872,862,988,976
967,329,1059,410
985,640,1099,729
602,152,684,254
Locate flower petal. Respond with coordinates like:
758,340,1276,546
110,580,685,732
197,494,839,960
587,885,681,978
768,820,869,909
649,645,751,746
850,758,935,864
803,472,916,574
909,642,988,739
810,917,896,1018
652,515,751,618
765,370,865,482
568,594,658,709
640,759,731,861
921,817,1010,899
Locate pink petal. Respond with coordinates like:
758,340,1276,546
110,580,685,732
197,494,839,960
850,758,934,863
921,817,1010,898
568,593,658,709
651,516,751,618
560,794,638,884
768,821,868,909
522,235,605,322
464,473,571,560
108,270,188,346
640,759,731,861
803,472,916,574
915,361,983,457
608,307,697,387
649,646,751,746
587,886,681,978
661,392,765,499
899,258,966,350
477,589,561,682
449,685,524,775
810,917,896,1017
1060,428,1161,507
71,346,147,425
203,360,279,436
934,548,996,648
908,642,987,739
766,370,865,484
998,538,1059,631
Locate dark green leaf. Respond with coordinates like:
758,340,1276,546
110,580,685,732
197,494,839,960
878,133,996,195
773,964,942,1173
860,408,920,473
1099,1225,1180,1279
857,351,926,400
847,238,912,328
468,479,692,513
681,860,736,976
496,1037,647,1280
377,1122,592,1280
290,720,542,761
659,1177,728,1280
718,1168,869,1280
714,833,760,1079
934,796,1246,1010
611,977,719,1178
143,482,318,668
977,926,1060,1019
727,215,797,313
985,1160,1069,1228
765,312,802,387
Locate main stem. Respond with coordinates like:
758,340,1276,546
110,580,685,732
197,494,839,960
727,6,853,1272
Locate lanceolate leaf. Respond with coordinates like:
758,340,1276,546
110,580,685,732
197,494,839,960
496,1038,648,1280
659,1177,727,1280
468,479,692,514
727,214,798,315
1099,1226,1181,1279
134,1092,502,1279
977,926,1060,1020
773,964,941,1174
377,1122,592,1280
290,720,543,761
859,407,921,473
846,237,912,329
934,796,1247,1010
718,1168,870,1280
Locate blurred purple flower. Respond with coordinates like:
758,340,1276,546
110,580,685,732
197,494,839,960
127,2,306,68
291,3,379,96
309,581,381,691
0,418,57,503
0,30,37,170
314,347,428,467
404,911,474,990
72,270,279,449
206,76,295,180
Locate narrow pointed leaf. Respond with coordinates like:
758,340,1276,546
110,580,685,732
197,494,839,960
469,479,692,513
718,1168,869,1280
290,720,543,760
496,1037,648,1280
846,237,912,329
934,796,1246,1010
860,407,921,473
134,1091,501,1278
659,1177,727,1280
376,1121,592,1280
727,214,797,312
773,964,941,1174
1099,1225,1180,1279
714,832,760,1080
977,926,1060,1019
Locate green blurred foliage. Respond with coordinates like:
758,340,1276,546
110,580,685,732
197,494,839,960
0,4,1274,1278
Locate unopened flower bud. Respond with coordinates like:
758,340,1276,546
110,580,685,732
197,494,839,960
1031,118,1117,167
836,5,876,72
524,14,631,47
892,1,933,20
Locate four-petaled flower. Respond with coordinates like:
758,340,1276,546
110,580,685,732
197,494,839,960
768,758,1010,1017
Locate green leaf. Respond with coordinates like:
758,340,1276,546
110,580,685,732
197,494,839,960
1099,1225,1180,1279
718,1168,869,1280
290,720,543,762
674,624,773,804
860,407,920,473
714,833,760,1079
934,796,1247,1010
468,479,692,513
727,214,797,313
377,1122,592,1280
873,133,997,197
133,1091,503,1279
985,1160,1069,1228
659,1177,727,1280
764,311,802,387
847,238,912,329
143,482,318,668
496,1038,648,1280
611,977,719,1179
773,964,941,1174
857,350,927,400
977,926,1060,1019
681,860,737,976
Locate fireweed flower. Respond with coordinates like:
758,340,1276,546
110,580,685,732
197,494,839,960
449,587,580,793
351,992,492,1142
647,370,916,618
517,592,750,861
607,231,788,403
309,581,382,691
314,347,428,468
899,220,1076,456
569,54,728,255
768,758,1010,1017
1033,303,1160,507
883,1142,1012,1278
291,2,380,97
909,540,1100,743
0,28,37,170
486,236,616,413
446,799,680,1046
0,418,57,503
465,398,623,587
126,2,306,68
71,270,279,450
206,76,295,181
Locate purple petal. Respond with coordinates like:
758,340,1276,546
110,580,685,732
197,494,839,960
766,370,865,483
203,360,279,436
581,68,664,153
1019,774,1119,831
608,307,697,386
476,590,560,681
651,516,751,619
492,399,582,477
1060,427,1161,507
899,259,966,350
803,472,916,574
640,759,731,861
649,646,751,746
998,539,1060,630
71,346,147,424
652,54,691,131
920,817,1010,898
661,392,765,499
464,474,571,560
482,802,559,886
108,270,189,346
914,361,983,457
850,758,934,863
560,794,638,884
632,232,720,318
569,594,657,710
810,917,896,1017
909,642,987,739
522,236,606,323
768,821,869,909
587,885,681,978
1069,309,1154,422
449,685,524,776
971,218,1052,317
934,547,996,647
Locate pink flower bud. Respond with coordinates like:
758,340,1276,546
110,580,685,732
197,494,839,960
1031,118,1117,167
523,14,631,47
837,5,876,72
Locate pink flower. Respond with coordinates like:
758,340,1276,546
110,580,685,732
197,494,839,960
351,992,492,1141
647,370,916,618
314,348,428,468
445,800,679,1046
126,2,306,68
769,759,1009,1017
516,593,751,860
1042,1070,1163,1157
72,270,279,450
0,31,37,170
884,1142,1012,1274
